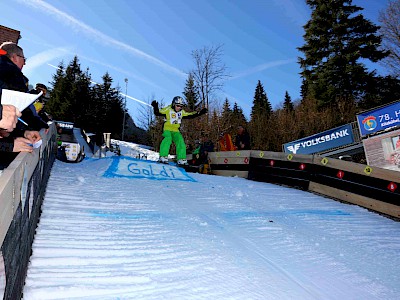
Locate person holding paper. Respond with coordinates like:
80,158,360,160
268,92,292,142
0,47,25,132
0,42,42,168
0,42,48,131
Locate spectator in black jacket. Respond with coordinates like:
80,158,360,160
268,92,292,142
0,43,41,168
0,42,48,132
0,50,20,132
235,125,251,150
32,83,52,124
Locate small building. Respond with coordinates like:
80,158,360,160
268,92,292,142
0,25,21,44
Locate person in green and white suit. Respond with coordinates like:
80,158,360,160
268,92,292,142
151,96,207,165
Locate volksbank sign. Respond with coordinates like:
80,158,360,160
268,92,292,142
283,124,354,155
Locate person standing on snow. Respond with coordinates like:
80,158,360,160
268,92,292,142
151,96,207,165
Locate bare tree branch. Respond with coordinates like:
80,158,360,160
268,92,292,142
379,0,400,77
190,44,229,109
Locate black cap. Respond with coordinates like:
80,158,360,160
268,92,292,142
36,83,47,90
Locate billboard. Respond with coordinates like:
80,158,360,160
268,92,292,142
55,121,74,134
356,101,400,138
283,124,355,155
363,129,400,172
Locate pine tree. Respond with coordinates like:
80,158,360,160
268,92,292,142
220,98,233,133
232,102,247,127
249,80,273,150
47,57,129,141
250,80,272,121
298,0,388,111
46,57,92,125
359,75,400,109
92,73,124,136
46,62,68,120
181,72,205,150
283,91,294,113
65,57,92,126
183,73,200,110
208,108,221,146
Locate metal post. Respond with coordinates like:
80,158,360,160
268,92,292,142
121,78,128,140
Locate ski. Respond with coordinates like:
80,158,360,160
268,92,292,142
178,164,200,173
156,159,201,173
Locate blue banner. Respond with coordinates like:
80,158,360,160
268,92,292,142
283,124,354,155
356,101,400,137
104,157,196,182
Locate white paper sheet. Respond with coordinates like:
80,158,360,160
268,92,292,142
1,89,43,111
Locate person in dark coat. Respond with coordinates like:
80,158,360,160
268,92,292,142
0,42,48,132
0,43,41,168
235,125,251,150
32,83,52,125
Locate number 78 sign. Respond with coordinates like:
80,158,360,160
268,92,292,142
357,101,400,138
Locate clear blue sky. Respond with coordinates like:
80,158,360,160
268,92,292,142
2,0,390,125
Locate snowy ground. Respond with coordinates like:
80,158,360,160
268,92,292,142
22,142,400,299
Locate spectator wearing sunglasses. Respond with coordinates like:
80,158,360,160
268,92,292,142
0,43,41,168
0,42,28,92
0,42,48,131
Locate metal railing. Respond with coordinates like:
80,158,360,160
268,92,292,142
0,124,56,299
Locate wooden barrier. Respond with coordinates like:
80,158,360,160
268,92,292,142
208,150,400,219
249,151,314,190
0,124,56,299
208,150,251,178
310,155,400,218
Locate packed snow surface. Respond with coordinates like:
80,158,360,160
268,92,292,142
23,142,400,299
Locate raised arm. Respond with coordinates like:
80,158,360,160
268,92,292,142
184,107,207,119
151,100,163,117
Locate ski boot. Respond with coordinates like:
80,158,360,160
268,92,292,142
177,159,189,166
159,156,169,164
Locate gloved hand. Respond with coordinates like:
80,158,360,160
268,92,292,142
151,100,158,108
198,107,208,115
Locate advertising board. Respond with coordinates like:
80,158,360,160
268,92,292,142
356,101,400,137
283,124,354,155
362,129,400,172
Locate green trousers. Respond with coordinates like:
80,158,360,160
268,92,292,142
159,130,187,160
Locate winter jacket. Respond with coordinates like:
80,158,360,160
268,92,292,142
235,131,251,150
0,55,48,131
159,105,199,132
0,55,28,92
0,56,27,152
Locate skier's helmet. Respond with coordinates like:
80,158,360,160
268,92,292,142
172,96,184,107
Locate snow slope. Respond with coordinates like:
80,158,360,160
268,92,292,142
23,143,400,300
